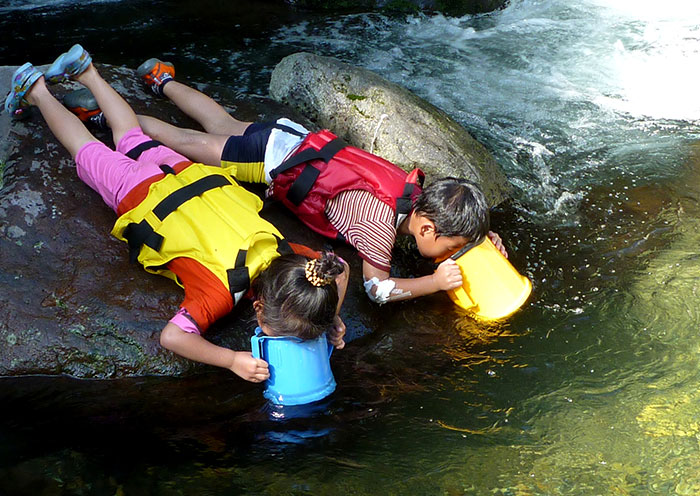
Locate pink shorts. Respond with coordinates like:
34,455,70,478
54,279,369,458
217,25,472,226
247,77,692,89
74,127,190,212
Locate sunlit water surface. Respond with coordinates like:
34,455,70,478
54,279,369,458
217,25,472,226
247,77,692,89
2,0,700,494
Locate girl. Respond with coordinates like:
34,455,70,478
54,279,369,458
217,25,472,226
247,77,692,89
5,45,349,383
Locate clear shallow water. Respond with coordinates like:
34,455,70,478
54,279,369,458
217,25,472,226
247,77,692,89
3,0,700,494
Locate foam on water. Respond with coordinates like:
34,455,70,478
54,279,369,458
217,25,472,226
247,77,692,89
270,0,700,221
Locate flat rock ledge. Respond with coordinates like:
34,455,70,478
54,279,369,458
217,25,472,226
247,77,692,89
0,63,366,379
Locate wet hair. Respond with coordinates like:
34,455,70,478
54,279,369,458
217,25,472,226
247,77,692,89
413,177,490,241
251,252,345,340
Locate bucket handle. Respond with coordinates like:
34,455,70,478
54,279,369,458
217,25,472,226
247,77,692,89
447,237,487,310
449,235,486,261
251,333,265,360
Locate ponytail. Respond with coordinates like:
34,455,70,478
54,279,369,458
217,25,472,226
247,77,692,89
252,252,344,339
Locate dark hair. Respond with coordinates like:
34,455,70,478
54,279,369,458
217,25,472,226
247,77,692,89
413,177,490,241
251,252,345,340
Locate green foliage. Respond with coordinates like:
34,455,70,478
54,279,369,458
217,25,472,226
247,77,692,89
353,105,370,117
346,93,367,101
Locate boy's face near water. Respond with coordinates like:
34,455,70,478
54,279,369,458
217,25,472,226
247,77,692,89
410,213,469,259
415,230,469,259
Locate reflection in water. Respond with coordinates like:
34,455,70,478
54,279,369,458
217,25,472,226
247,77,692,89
460,164,700,493
445,316,524,371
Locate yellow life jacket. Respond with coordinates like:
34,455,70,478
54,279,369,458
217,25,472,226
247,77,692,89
111,163,290,305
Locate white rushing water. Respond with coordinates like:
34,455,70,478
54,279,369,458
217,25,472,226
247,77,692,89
267,0,700,222
0,0,119,13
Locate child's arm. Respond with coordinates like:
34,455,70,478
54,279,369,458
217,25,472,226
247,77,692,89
488,231,508,258
362,258,462,304
159,322,269,382
333,259,350,347
361,231,508,304
329,258,350,349
335,258,350,315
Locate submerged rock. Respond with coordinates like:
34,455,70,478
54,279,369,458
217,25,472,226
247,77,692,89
269,52,510,206
0,63,364,378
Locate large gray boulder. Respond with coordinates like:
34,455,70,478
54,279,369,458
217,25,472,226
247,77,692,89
269,52,510,206
0,63,366,378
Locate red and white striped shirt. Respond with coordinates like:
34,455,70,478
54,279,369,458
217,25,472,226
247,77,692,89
325,189,397,272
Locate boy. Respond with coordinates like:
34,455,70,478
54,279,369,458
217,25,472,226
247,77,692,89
69,58,506,304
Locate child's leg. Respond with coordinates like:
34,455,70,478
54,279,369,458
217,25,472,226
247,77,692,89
137,114,230,166
160,80,252,136
22,74,152,212
73,64,139,146
25,77,97,158
136,59,257,166
137,59,251,136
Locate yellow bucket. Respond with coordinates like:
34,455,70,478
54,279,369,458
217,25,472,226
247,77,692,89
447,237,532,320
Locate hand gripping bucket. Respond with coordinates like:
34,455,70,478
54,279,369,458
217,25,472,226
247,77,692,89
447,237,532,320
251,327,336,406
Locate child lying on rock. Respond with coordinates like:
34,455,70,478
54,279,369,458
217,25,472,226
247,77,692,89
60,57,507,305
4,45,349,382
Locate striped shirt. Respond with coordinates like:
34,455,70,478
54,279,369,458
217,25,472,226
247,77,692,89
325,189,396,272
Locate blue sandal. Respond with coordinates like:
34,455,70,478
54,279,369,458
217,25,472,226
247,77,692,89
4,62,43,115
45,44,92,84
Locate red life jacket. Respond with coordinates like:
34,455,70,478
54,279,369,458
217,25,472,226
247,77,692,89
269,129,424,241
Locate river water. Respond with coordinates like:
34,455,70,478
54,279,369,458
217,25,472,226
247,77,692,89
2,0,700,494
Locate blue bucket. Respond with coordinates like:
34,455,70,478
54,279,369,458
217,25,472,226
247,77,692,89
251,327,336,406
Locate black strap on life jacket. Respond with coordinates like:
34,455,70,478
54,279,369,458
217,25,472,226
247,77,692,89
276,236,293,256
269,137,347,179
152,175,230,220
226,248,250,300
225,234,293,299
269,137,348,206
159,164,176,175
122,175,231,263
123,220,165,264
272,123,307,138
125,140,163,160
395,168,425,216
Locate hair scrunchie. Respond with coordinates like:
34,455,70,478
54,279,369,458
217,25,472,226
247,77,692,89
305,259,335,287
